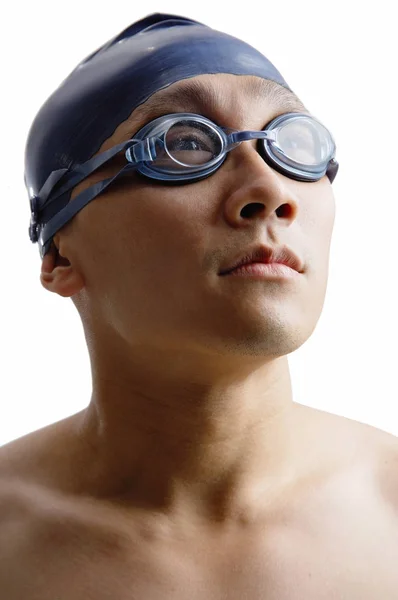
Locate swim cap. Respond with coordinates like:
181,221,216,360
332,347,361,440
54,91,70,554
24,13,296,254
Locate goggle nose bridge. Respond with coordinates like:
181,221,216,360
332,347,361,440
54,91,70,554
226,129,277,147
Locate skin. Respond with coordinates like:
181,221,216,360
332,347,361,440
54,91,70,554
38,73,337,526
2,73,398,599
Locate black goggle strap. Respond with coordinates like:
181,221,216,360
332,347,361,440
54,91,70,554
30,138,142,249
36,139,141,210
36,143,141,257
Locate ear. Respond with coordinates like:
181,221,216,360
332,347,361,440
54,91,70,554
40,239,85,298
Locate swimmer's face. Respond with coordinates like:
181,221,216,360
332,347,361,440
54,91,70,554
45,73,336,359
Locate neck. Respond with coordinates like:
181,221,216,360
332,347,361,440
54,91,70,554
73,344,308,525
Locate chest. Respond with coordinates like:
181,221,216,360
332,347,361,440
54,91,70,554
4,485,398,600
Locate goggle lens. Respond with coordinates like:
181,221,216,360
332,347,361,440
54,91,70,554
162,119,222,169
273,118,333,166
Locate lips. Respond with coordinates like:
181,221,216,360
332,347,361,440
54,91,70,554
219,244,303,275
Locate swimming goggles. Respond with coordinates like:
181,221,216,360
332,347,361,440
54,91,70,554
30,111,338,258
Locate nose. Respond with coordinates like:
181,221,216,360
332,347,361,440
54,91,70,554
222,144,299,228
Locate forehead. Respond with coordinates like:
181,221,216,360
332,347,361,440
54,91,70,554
93,74,310,157
128,74,308,128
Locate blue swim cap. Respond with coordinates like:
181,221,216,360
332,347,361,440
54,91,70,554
24,13,297,254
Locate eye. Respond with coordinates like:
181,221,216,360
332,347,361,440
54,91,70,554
167,134,213,153
159,121,222,167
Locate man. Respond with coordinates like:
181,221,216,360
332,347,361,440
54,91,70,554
1,12,397,599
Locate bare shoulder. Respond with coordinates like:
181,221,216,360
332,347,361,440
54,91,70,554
0,417,82,571
0,422,63,518
0,411,84,487
0,415,84,554
298,403,398,512
297,402,398,451
367,423,398,514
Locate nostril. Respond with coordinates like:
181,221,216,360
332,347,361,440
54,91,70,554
276,204,293,218
241,203,265,218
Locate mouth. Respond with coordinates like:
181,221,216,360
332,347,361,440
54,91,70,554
219,244,304,276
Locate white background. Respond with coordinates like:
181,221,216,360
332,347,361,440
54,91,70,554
1,1,397,445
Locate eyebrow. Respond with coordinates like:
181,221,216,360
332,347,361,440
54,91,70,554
131,77,308,124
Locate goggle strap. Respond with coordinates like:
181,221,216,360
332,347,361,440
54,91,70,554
38,161,138,257
37,139,138,209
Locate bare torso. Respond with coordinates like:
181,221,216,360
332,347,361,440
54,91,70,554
1,405,398,599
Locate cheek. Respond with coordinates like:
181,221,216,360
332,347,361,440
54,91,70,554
296,183,335,298
301,182,335,250
79,184,204,287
